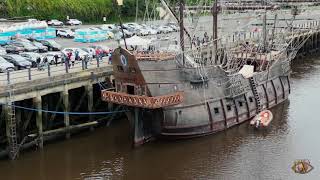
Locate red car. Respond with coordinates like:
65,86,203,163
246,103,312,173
89,45,112,57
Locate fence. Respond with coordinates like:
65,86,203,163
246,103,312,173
0,57,111,87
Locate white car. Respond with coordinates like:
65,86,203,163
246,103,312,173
144,27,157,35
136,28,150,36
47,19,64,26
81,48,96,58
62,48,89,61
0,57,15,72
20,52,42,63
158,26,174,34
42,52,63,64
27,18,37,22
0,47,7,55
101,24,117,31
57,29,75,38
66,19,82,25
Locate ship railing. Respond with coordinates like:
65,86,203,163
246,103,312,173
133,52,176,61
101,90,184,109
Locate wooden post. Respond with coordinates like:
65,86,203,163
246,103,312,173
62,88,70,139
33,95,43,148
3,102,12,157
85,84,94,131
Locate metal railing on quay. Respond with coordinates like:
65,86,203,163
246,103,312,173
0,58,111,87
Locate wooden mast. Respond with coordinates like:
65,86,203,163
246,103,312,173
212,0,218,64
179,0,185,65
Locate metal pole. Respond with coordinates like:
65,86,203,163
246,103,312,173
65,60,69,73
47,64,51,77
28,68,31,80
6,71,10,85
262,9,267,52
117,2,127,49
179,0,185,66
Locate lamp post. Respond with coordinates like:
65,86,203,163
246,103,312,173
116,0,127,49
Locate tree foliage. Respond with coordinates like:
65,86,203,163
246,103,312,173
4,0,144,22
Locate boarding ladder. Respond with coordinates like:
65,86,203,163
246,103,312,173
7,86,18,159
249,77,262,113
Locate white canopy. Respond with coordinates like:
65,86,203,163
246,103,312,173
120,35,152,46
238,65,254,78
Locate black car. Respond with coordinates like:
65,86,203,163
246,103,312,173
38,39,62,51
0,54,32,70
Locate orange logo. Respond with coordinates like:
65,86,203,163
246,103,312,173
291,159,314,174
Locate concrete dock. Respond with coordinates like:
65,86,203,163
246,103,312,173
0,60,114,159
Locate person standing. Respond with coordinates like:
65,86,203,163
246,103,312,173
75,49,80,61
67,51,72,68
84,54,88,69
36,57,41,70
54,54,59,66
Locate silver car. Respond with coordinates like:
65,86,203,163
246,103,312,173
0,57,15,72
1,54,32,70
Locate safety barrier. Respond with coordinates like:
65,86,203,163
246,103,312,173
0,57,111,87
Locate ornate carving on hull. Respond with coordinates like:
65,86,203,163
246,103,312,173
101,90,184,109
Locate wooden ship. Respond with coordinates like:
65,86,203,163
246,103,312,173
101,0,309,145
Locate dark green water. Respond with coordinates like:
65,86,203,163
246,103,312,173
0,57,319,180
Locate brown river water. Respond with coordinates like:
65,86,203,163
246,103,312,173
0,56,319,180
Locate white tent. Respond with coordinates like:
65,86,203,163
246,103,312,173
238,65,254,78
120,35,152,46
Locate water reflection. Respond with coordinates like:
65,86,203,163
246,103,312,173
0,57,320,180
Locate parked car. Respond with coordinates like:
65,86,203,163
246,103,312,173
168,24,179,32
0,57,15,72
42,52,63,64
47,19,64,26
88,45,112,56
158,26,174,34
101,24,117,31
66,19,82,25
27,18,37,22
9,41,38,52
136,28,150,36
20,52,42,66
80,47,96,58
57,29,75,38
145,27,158,35
0,47,7,55
62,48,89,61
3,44,25,54
31,41,48,52
38,39,62,51
0,54,32,70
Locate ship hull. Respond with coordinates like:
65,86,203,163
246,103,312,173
159,76,290,138
106,48,291,144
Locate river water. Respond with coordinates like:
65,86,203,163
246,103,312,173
0,57,319,179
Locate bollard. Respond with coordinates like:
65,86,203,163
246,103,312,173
6,70,10,85
65,61,69,73
81,59,84,70
48,64,51,77
97,58,100,68
28,67,31,80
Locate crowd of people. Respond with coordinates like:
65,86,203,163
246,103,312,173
192,32,213,47
36,48,113,71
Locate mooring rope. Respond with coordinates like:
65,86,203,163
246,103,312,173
0,102,128,115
